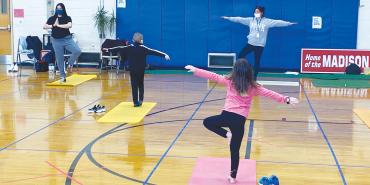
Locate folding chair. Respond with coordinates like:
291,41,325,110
100,39,128,74
16,36,37,76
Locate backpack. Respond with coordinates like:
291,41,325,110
345,63,361,75
35,61,49,72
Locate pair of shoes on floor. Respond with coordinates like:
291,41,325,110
8,64,18,72
134,101,143,107
88,104,106,113
259,175,279,185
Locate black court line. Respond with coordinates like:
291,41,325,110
65,121,201,184
64,123,138,185
7,145,370,170
67,112,358,184
0,96,103,152
66,88,218,185
64,90,357,184
0,83,129,152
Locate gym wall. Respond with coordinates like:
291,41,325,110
116,0,359,70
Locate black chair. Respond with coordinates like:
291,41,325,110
100,39,128,74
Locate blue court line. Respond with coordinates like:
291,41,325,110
245,120,255,159
300,82,347,185
143,84,216,185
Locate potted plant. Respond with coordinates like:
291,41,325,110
93,5,116,40
108,10,116,36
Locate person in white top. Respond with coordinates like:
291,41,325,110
222,6,297,79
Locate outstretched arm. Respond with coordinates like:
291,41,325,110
103,45,129,55
142,45,170,60
221,16,253,26
185,65,228,85
255,86,299,104
267,18,297,28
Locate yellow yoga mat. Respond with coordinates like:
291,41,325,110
46,74,97,86
354,109,370,128
98,102,157,124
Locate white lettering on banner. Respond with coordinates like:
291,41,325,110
338,55,345,67
305,54,321,61
323,55,331,67
322,55,369,68
332,56,338,67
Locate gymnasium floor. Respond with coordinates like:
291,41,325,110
0,66,369,185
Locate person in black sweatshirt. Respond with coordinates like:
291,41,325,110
104,32,170,107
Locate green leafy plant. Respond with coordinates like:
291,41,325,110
108,10,116,35
93,5,115,39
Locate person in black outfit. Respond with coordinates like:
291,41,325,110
43,3,81,83
104,32,170,107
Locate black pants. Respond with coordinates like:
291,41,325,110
203,111,246,178
130,70,145,104
238,44,264,80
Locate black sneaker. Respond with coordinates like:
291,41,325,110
88,105,98,113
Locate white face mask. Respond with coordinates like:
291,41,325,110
254,13,261,18
132,39,144,44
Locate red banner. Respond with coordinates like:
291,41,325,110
301,49,370,73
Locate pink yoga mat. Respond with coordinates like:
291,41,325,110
189,157,256,185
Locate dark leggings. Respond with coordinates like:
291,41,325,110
238,44,264,80
130,70,145,104
203,111,246,178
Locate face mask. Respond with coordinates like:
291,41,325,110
254,13,261,18
56,9,64,15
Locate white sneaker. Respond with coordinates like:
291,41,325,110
8,64,14,72
60,77,66,83
13,64,19,72
8,64,18,72
228,176,236,184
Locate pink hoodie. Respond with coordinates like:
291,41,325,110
194,68,287,118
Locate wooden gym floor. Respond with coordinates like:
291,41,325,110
0,65,369,185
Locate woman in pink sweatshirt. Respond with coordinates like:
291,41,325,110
185,58,299,184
